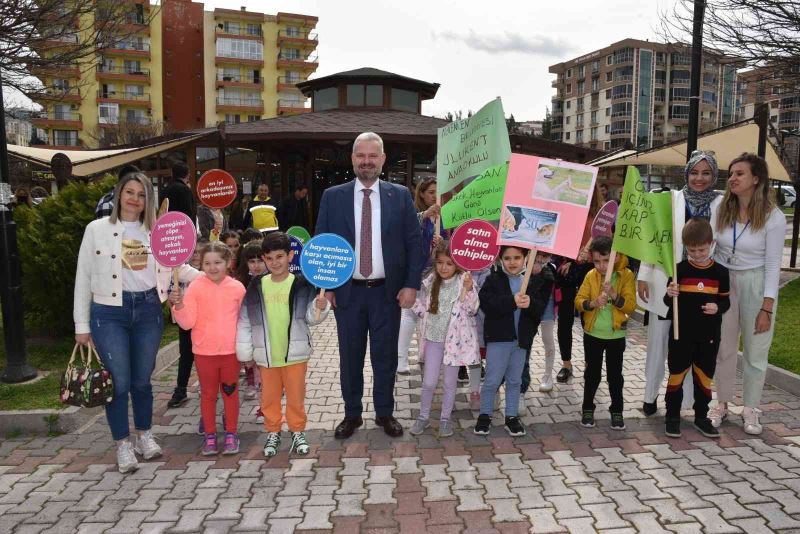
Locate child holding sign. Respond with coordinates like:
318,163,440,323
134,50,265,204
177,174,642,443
574,237,637,430
409,240,480,438
170,242,246,455
663,218,729,439
236,232,330,457
474,246,550,437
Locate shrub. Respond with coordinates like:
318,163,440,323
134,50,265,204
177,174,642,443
14,176,116,336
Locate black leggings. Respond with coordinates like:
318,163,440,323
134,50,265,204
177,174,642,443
582,334,625,413
175,326,194,389
557,285,577,362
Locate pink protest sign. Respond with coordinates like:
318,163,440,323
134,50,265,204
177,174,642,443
498,153,598,258
591,200,618,238
151,212,197,268
450,219,500,271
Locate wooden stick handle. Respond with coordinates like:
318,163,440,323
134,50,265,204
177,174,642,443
434,195,441,238
315,287,325,321
519,249,537,295
604,250,617,284
172,269,180,291
670,192,679,340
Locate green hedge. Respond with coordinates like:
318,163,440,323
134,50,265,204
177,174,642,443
13,176,116,336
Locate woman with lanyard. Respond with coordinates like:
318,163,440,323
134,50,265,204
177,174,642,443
74,173,199,473
397,177,446,374
637,150,722,416
709,153,786,434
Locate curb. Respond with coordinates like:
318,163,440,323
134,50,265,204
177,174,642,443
738,354,800,398
0,341,180,436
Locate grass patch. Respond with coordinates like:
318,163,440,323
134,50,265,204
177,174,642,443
770,278,800,375
0,318,179,411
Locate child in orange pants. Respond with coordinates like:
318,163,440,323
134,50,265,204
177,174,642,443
236,232,329,457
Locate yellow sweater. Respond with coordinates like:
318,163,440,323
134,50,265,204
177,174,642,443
574,254,637,333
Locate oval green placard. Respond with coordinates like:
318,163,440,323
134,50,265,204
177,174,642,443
287,225,311,243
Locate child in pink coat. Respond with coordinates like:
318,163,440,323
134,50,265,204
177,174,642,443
410,240,480,437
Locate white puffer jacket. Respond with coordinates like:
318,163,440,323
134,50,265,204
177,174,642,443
73,217,199,334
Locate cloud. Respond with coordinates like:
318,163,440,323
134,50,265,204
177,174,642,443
433,29,574,57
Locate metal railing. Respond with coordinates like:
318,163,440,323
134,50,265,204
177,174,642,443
97,65,150,76
216,26,264,37
277,51,318,62
216,97,264,107
97,90,151,101
613,75,633,82
277,76,305,85
278,29,318,40
32,111,81,121
33,87,81,98
107,41,150,52
217,73,262,84
278,99,310,108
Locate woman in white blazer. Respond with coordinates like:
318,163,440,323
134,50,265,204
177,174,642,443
74,173,198,474
636,151,722,416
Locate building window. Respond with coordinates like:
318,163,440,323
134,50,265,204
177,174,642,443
606,89,612,99
590,127,598,140
567,68,573,78
671,87,691,102
216,38,263,60
577,80,585,93
606,107,611,116
223,22,240,34
347,84,365,106
285,71,301,83
279,48,301,60
225,114,241,124
566,83,572,93
313,87,338,111
565,132,571,140
98,103,118,124
702,91,717,104
285,26,300,37
565,116,570,124
576,114,584,127
391,88,418,112
576,130,584,143
606,72,612,82
669,105,690,119
566,100,571,109
366,85,383,106
247,115,260,122
590,110,598,124
578,65,585,78
607,55,613,65
772,86,781,95
605,125,610,133
54,130,78,146
577,98,585,112
246,23,262,36
591,78,599,91
670,70,690,84
592,60,600,73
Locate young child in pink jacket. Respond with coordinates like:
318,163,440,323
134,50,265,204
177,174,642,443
171,242,246,455
409,240,480,438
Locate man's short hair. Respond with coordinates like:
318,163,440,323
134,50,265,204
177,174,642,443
172,162,189,181
261,232,291,254
117,164,140,181
682,217,714,247
353,132,384,154
589,236,612,256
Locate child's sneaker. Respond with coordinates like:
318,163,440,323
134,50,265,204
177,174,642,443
665,419,681,438
202,434,218,456
438,419,454,438
290,432,310,455
263,432,281,457
134,430,162,460
610,413,626,431
742,407,762,435
708,404,728,428
255,408,265,424
473,414,492,435
504,416,526,437
410,417,429,436
693,417,720,438
539,375,553,393
469,391,481,411
581,410,595,428
116,440,139,474
244,385,257,400
222,433,240,455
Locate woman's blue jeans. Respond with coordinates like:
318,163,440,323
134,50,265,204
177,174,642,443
90,289,163,441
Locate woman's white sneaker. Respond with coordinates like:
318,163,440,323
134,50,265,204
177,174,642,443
134,430,162,460
117,441,139,473
708,404,728,428
742,407,763,435
539,375,553,393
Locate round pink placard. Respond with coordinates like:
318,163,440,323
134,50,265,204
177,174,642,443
151,212,197,268
450,219,500,271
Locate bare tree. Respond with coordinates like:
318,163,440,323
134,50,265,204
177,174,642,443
0,0,158,97
660,0,800,89
86,119,174,148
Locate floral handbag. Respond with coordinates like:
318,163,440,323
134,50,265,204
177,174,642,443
60,344,114,408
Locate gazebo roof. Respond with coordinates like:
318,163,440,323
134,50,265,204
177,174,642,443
297,68,441,100
208,109,450,142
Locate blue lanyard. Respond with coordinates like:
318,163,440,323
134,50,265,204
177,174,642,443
732,220,750,255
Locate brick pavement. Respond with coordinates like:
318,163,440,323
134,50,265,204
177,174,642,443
2,317,800,533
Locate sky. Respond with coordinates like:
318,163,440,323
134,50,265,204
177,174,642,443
220,0,668,120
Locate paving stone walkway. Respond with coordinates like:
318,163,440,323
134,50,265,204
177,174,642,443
2,316,800,533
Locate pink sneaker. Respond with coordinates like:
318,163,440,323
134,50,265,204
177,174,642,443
201,434,218,456
223,433,240,455
469,392,481,411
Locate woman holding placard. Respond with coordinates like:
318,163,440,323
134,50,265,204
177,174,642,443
710,153,786,435
397,177,447,374
74,173,199,473
637,150,722,416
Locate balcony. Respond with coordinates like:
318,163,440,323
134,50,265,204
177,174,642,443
216,96,264,112
277,76,304,92
99,116,151,127
32,33,79,51
30,63,80,78
653,113,665,122
96,65,150,82
102,41,150,58
613,75,633,83
670,115,690,125
97,90,151,107
277,30,318,47
610,130,631,139
31,111,82,129
612,54,634,66
31,139,82,150
551,79,560,88
217,73,264,89
215,26,264,41
276,12,319,26
277,99,311,115
671,78,690,86
590,99,600,110
215,54,264,67
668,132,686,141
654,77,666,86
780,99,800,111
652,130,664,138
611,92,633,101
276,52,318,71
30,87,81,103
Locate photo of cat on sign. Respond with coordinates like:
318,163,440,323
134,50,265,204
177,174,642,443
533,163,594,208
500,205,559,249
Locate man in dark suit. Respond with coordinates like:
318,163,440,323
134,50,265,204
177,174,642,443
315,132,424,439
158,162,196,221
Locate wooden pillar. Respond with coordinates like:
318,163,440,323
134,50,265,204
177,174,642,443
186,144,197,190
405,143,414,190
217,123,226,170
305,146,314,230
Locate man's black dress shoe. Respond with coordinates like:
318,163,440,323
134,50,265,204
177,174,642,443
375,415,404,437
334,417,363,439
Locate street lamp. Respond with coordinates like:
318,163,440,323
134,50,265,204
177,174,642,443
780,128,800,268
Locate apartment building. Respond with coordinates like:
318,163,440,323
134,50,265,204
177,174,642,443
30,0,318,149
548,39,741,151
5,109,33,147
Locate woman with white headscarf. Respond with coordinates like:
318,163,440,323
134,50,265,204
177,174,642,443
637,150,723,416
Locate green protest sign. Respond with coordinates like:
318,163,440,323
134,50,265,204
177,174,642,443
440,163,507,229
612,166,674,277
436,98,511,196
